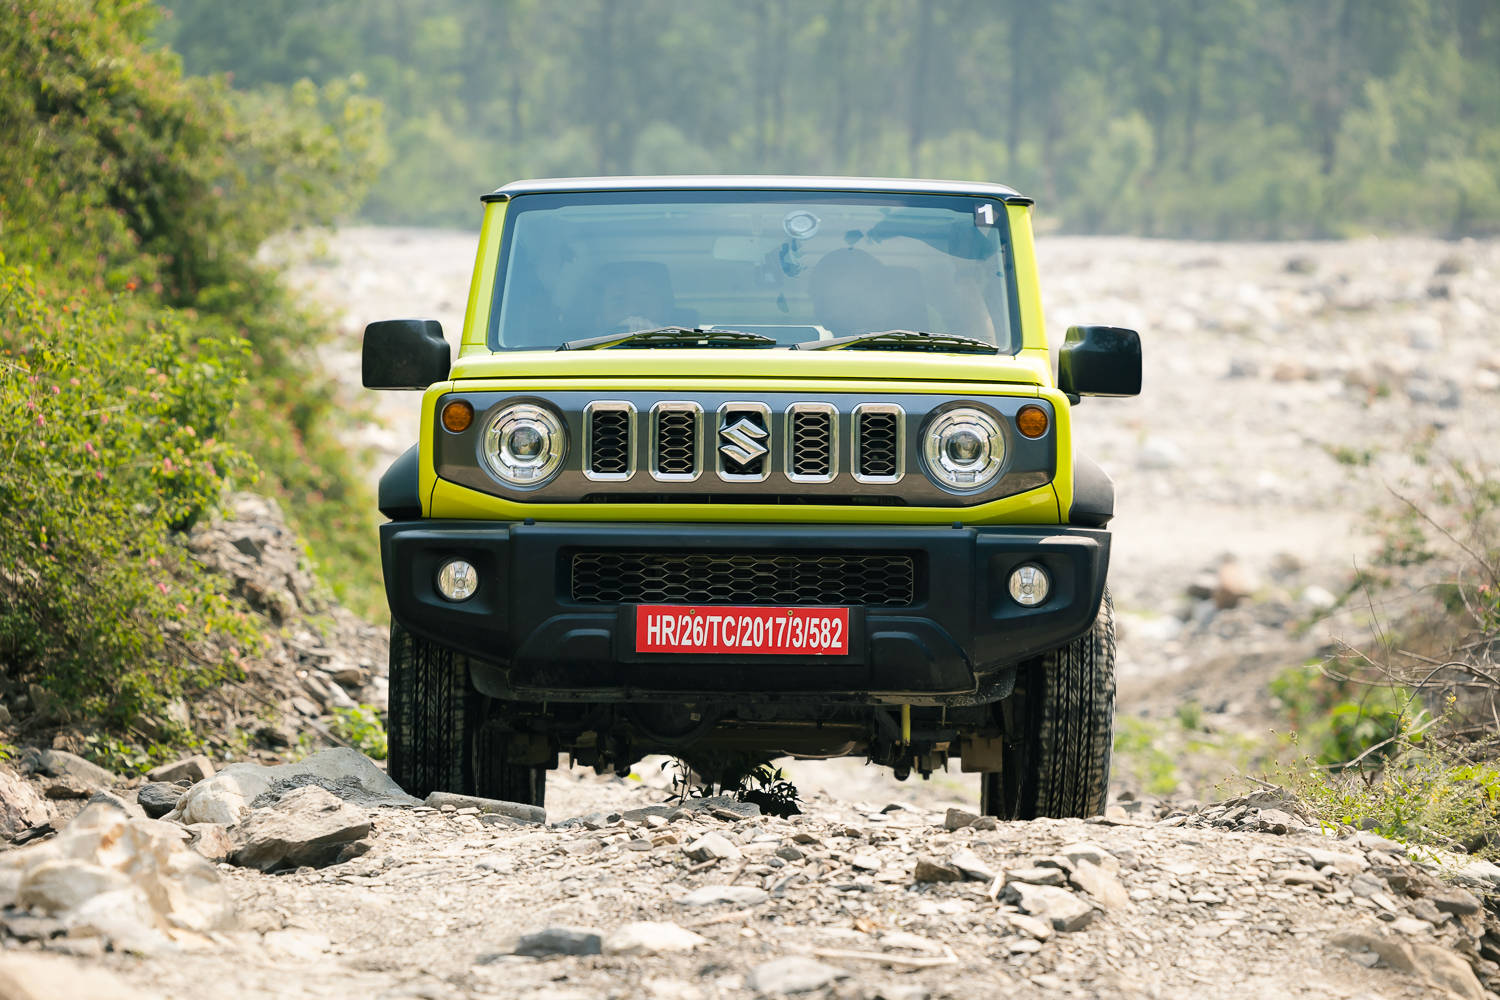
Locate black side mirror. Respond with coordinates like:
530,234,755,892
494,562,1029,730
362,319,451,390
1058,325,1141,397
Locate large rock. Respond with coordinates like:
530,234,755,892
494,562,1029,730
136,782,185,819
683,832,742,863
145,755,215,785
745,956,848,995
424,790,544,825
0,953,147,1000
26,750,115,791
513,926,603,957
603,921,708,955
165,748,418,826
1005,882,1098,932
229,785,372,871
0,799,235,950
0,764,51,838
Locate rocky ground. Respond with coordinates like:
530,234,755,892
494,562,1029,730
1,748,1498,999
3,231,1498,998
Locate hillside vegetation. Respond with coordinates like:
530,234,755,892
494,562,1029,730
0,0,384,746
157,0,1500,236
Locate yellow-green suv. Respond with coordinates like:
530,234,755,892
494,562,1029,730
363,177,1140,819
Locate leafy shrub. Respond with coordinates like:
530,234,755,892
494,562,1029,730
329,704,388,760
1269,665,1415,768
0,263,260,727
0,0,388,742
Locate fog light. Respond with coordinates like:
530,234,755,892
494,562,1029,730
1008,563,1050,607
436,559,478,602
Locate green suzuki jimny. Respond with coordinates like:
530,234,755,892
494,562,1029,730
363,176,1140,819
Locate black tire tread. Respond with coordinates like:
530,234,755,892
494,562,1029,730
387,623,545,806
981,590,1115,819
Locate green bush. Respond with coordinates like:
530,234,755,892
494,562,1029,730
1269,664,1415,769
0,0,388,744
0,263,260,728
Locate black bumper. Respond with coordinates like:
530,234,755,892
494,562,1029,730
380,520,1110,704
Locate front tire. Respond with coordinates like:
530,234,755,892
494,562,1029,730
980,590,1115,819
387,623,546,806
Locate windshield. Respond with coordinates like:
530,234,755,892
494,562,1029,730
488,189,1019,352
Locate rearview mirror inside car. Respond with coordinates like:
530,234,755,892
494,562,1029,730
1058,325,1141,398
362,319,451,390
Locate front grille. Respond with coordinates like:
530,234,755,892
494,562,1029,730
570,551,916,606
653,403,700,479
855,405,903,481
788,405,834,481
585,403,632,479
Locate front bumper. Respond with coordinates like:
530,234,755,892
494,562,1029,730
381,520,1110,705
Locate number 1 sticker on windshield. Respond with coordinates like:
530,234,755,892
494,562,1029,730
636,605,849,656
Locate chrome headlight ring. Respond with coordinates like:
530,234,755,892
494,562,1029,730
922,407,1005,491
482,403,568,487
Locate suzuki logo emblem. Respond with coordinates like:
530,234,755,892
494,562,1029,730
719,416,769,465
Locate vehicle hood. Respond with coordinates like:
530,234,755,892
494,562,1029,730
449,348,1051,386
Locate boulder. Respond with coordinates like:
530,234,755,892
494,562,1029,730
1005,882,1098,932
0,799,235,949
603,921,708,955
230,785,372,871
514,926,603,957
683,832,742,863
745,956,848,995
27,750,115,791
0,953,147,1000
677,885,768,907
145,755,215,785
0,764,51,838
912,858,963,884
136,782,186,819
185,823,234,863
165,747,418,826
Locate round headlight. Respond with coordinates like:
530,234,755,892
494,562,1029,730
483,403,567,486
923,407,1005,491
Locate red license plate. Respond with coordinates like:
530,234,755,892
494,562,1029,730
635,605,850,655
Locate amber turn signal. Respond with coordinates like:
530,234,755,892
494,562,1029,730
1015,404,1048,438
441,399,474,433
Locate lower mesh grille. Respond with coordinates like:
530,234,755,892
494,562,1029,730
570,552,916,606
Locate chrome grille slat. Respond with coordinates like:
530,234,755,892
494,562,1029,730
583,401,635,481
651,401,702,481
786,402,836,483
853,403,905,483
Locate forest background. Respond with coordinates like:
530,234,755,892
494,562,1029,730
159,0,1500,237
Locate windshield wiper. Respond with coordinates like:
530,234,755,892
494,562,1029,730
557,327,777,351
792,330,999,354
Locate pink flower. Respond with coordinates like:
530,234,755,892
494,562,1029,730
163,457,174,472
83,442,96,455
157,582,169,595
50,385,59,395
